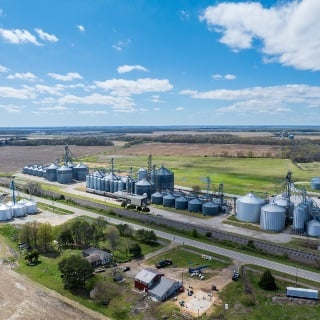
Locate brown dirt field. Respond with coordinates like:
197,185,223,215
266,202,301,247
116,142,282,157
0,145,112,174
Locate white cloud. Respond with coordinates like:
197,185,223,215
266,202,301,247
39,105,67,111
0,104,22,113
176,107,184,111
112,39,131,51
0,64,9,73
48,72,83,81
0,28,41,45
212,73,236,80
0,86,35,99
34,28,58,42
34,84,65,96
7,72,37,81
200,0,320,71
95,78,173,96
180,10,190,20
77,25,85,32
117,65,148,74
180,84,320,114
79,110,108,115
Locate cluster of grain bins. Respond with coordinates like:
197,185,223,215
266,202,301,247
23,162,89,184
151,191,226,216
236,192,320,235
0,199,38,221
86,164,175,200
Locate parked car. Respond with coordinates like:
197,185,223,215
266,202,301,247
122,266,130,272
232,271,240,281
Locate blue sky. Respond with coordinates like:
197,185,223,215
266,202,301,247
0,0,320,127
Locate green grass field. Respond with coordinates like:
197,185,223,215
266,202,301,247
79,154,320,196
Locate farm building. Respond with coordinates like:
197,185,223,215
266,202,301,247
134,268,163,291
82,248,113,267
148,276,182,301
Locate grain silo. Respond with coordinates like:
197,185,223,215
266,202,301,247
236,192,265,223
202,201,219,216
12,203,26,217
135,178,153,198
162,193,176,208
151,191,163,205
188,198,202,213
73,163,89,181
0,204,12,221
273,194,294,218
46,163,60,182
292,203,309,233
260,203,286,232
311,177,320,190
137,168,147,180
153,165,174,192
307,220,320,237
57,165,73,184
175,196,188,210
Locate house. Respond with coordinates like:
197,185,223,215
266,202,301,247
82,247,113,267
148,277,182,301
134,268,163,291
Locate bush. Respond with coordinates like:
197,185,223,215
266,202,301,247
258,269,277,291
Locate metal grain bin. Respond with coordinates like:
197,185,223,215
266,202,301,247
151,192,163,205
293,203,309,232
46,163,60,182
311,177,320,190
175,196,188,210
188,198,202,213
12,203,26,217
25,200,38,214
73,163,89,181
154,165,174,192
307,220,320,237
138,168,147,180
163,193,176,208
57,165,73,184
260,203,286,232
0,204,12,221
135,179,153,198
236,192,265,223
202,201,219,216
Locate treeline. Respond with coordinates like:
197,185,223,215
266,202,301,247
1,136,114,146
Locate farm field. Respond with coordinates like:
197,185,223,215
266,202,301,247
1,143,319,196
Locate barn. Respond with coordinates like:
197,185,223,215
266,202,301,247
134,268,163,291
148,277,182,301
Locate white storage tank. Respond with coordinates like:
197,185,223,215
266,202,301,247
12,203,26,217
293,203,309,232
307,220,320,237
260,203,286,232
0,204,12,221
236,192,265,223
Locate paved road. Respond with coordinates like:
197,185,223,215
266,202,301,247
6,191,320,284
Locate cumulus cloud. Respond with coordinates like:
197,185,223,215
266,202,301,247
180,84,320,115
176,107,184,111
0,104,22,113
117,65,149,74
0,64,9,73
35,28,58,42
0,28,41,45
79,110,108,115
180,10,190,20
77,25,85,32
212,74,236,80
200,0,320,71
0,86,35,99
95,78,173,96
48,72,83,81
7,72,37,81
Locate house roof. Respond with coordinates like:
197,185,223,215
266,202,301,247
135,268,162,285
148,277,181,299
85,253,101,264
82,247,112,259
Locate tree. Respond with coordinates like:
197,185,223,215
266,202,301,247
105,226,120,253
258,269,277,291
117,224,133,237
25,249,39,265
135,229,157,244
19,221,39,248
58,255,94,289
38,223,54,252
129,243,142,258
58,228,74,246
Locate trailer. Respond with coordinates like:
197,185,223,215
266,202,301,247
286,287,319,300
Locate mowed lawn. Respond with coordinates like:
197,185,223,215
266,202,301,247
80,153,319,196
